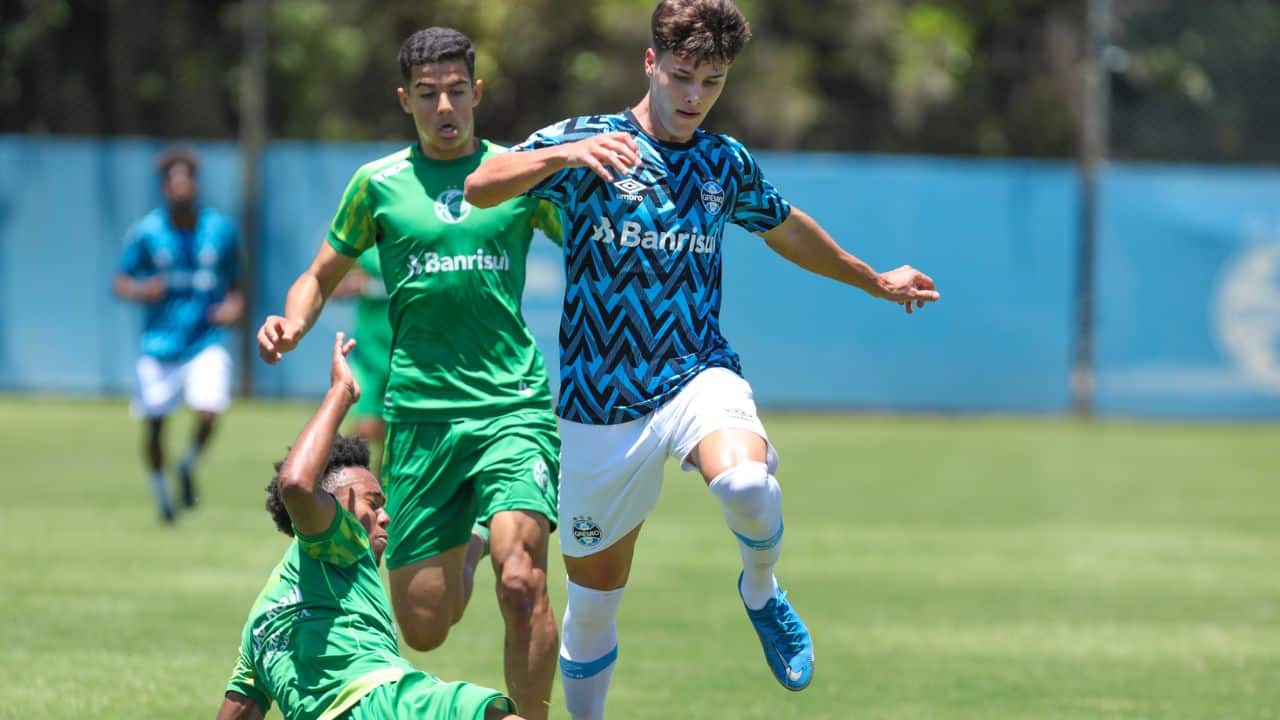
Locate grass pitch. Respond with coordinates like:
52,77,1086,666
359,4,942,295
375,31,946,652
1,397,1278,719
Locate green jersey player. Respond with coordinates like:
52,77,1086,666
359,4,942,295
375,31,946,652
215,333,523,720
256,28,561,719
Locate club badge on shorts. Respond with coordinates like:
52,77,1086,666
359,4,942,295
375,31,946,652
532,459,551,490
571,516,604,548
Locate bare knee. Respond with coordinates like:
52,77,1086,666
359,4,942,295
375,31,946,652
395,591,468,651
488,510,552,619
495,552,546,620
390,555,469,652
400,615,452,652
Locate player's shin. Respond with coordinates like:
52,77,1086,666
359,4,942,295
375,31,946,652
149,468,174,522
559,580,624,720
708,461,783,610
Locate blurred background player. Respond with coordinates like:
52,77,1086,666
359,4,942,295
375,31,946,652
256,28,564,719
330,248,392,472
113,145,243,523
215,332,524,720
465,0,938,716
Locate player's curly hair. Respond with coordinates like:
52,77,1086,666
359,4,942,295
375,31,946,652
154,144,200,178
651,0,752,66
398,27,476,83
264,435,372,537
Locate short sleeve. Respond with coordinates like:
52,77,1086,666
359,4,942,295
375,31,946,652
295,504,370,568
326,169,378,258
512,120,586,207
118,225,150,277
532,200,564,247
726,139,791,233
225,648,272,714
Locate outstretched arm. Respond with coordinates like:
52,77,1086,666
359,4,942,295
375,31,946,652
214,692,264,720
761,207,940,314
275,333,361,536
464,133,641,208
258,243,357,363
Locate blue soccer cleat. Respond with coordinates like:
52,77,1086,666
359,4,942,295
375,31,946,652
739,572,814,691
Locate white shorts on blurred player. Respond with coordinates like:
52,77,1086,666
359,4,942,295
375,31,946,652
132,343,232,418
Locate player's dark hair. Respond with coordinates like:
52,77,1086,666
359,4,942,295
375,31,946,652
398,27,476,83
154,145,200,178
265,435,372,537
651,0,752,66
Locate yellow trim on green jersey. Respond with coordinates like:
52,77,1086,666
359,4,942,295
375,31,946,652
316,667,408,720
295,504,369,568
226,648,272,715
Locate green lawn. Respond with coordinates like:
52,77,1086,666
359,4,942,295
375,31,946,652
2,397,1278,719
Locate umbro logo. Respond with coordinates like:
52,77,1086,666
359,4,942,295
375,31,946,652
611,176,648,202
612,177,646,194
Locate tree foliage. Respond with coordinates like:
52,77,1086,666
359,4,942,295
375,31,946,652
2,0,1278,162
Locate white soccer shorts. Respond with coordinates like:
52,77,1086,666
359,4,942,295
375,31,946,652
133,343,233,418
558,367,779,557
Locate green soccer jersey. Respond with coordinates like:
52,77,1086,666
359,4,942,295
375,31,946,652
327,141,563,423
225,506,415,720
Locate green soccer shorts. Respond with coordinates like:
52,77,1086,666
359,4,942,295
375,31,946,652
381,407,560,569
340,671,514,720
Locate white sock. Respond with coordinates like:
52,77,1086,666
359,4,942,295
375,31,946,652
708,461,783,610
559,580,624,720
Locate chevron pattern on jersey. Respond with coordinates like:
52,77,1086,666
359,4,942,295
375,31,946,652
516,112,790,424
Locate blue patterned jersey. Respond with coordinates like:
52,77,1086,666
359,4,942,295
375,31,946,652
514,110,790,425
118,207,239,362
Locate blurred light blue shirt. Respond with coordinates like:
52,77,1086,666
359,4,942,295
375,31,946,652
118,207,239,362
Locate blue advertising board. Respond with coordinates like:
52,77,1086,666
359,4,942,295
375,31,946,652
3,135,1278,420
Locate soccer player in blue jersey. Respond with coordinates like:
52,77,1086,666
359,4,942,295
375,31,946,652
466,0,939,716
113,146,243,523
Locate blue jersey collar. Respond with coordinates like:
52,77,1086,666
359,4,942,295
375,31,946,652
623,108,699,150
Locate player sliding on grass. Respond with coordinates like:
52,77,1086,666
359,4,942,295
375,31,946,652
257,28,562,719
216,333,524,720
465,0,939,716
